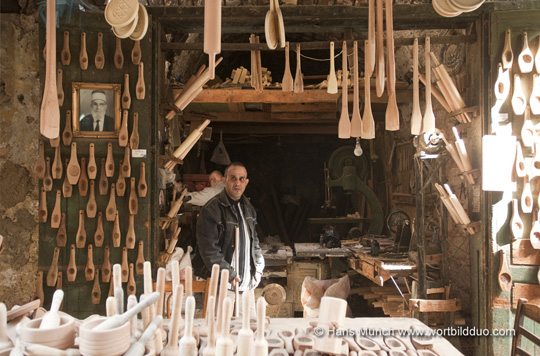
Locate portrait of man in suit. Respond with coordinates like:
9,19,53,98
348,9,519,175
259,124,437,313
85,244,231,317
79,90,115,132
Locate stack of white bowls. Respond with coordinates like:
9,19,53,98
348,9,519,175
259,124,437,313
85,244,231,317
105,0,148,40
79,317,131,356
432,0,485,18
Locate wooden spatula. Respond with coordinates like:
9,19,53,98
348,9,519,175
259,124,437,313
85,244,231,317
384,0,399,131
282,42,294,92
327,42,338,94
338,41,350,139
422,37,435,133
375,0,385,97
294,43,304,93
362,40,375,139
410,38,422,136
350,41,362,138
367,0,376,77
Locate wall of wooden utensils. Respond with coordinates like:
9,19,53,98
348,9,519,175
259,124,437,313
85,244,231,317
37,12,153,317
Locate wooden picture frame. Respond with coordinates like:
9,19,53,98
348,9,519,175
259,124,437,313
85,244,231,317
72,82,121,138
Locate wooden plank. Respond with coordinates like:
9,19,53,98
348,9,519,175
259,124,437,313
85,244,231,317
210,123,338,135
270,102,337,113
512,239,540,265
409,299,462,312
362,262,375,279
184,111,337,123
512,283,540,309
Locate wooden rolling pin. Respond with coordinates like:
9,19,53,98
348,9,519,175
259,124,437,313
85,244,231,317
165,120,211,170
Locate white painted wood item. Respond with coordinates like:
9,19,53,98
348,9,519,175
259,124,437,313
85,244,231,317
511,198,524,239
216,297,234,356
502,29,513,69
237,292,254,356
530,74,540,115
254,297,268,356
518,32,534,73
40,290,63,330
123,316,162,356
216,268,229,336
511,74,527,115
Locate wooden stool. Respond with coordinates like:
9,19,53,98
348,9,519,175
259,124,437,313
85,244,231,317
154,278,211,318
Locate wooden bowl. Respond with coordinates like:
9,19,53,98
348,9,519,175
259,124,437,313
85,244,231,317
112,16,138,39
20,315,75,349
79,317,130,356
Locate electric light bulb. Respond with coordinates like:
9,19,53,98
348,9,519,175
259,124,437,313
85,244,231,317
354,137,363,156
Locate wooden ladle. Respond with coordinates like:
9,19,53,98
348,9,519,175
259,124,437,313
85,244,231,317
78,157,88,196
122,146,131,177
106,142,115,177
114,37,124,70
76,210,86,248
87,143,97,179
113,211,121,247
106,183,117,221
44,157,53,191
122,74,131,110
119,110,129,147
498,249,512,291
51,190,61,228
92,269,101,304
99,158,108,195
502,29,513,69
136,62,145,99
130,112,140,149
264,0,278,50
61,31,71,65
67,244,77,282
87,181,97,218
52,145,62,179
85,244,95,281
39,187,47,223
121,247,129,282
129,177,138,215
46,247,60,287
132,40,142,65
411,38,422,136
40,0,60,139
94,212,104,247
102,245,111,283
34,141,46,179
136,240,145,275
518,32,534,74
126,214,136,249
66,142,80,185
62,110,72,146
56,212,67,246
116,161,126,196
80,32,88,70
138,162,147,197
338,41,350,139
350,41,362,138
127,263,136,295
62,160,72,197
95,32,105,69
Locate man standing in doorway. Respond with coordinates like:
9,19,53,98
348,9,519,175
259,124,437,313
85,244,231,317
192,162,264,314
80,90,115,132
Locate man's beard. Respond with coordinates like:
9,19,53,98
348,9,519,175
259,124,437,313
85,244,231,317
93,111,105,121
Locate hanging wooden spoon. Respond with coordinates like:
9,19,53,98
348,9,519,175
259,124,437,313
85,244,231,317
367,0,376,77
127,263,136,295
264,0,277,50
51,190,61,228
530,74,540,115
136,240,145,275
102,245,111,283
92,269,101,304
375,0,384,97
327,42,338,94
52,145,62,179
99,158,108,195
95,32,105,69
43,157,53,191
136,62,145,99
113,211,121,248
35,141,46,179
62,110,72,146
67,142,80,184
294,43,304,93
338,41,350,139
62,159,72,197
126,214,136,249
106,142,115,177
76,209,86,248
121,246,129,282
282,42,294,92
494,63,511,102
87,181,97,218
56,212,67,247
85,244,95,281
122,146,131,177
46,247,60,287
87,143,97,179
80,32,88,70
119,110,129,147
138,162,147,197
498,249,512,291
512,74,527,115
92,212,104,248
422,37,435,134
350,41,362,138
516,141,527,178
362,40,375,140
132,40,141,65
129,112,139,149
122,74,131,110
522,106,534,147
522,175,533,214
116,161,126,196
511,198,524,239
40,0,60,140
502,29,513,69
411,38,422,135
129,177,138,215
518,32,534,74
38,187,47,223
114,37,124,70
385,0,399,131
57,69,64,107
106,183,117,221
67,244,76,282
78,157,88,196
61,31,71,65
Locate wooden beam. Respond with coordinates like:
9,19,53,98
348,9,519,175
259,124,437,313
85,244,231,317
208,123,338,135
172,88,412,104
408,298,462,312
184,111,337,122
270,102,336,112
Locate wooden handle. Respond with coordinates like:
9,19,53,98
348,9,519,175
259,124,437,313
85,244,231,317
76,210,86,248
350,41,362,138
105,142,115,177
375,0,385,97
122,74,131,110
92,269,101,304
132,40,141,65
118,110,129,147
367,0,376,77
203,0,222,79
46,247,60,287
113,210,121,247
256,297,266,341
216,268,229,335
143,261,153,295
234,226,240,318
136,62,145,99
87,143,97,179
411,38,422,136
156,267,167,317
102,245,111,283
87,181,97,218
94,212,104,247
115,160,126,197
167,284,185,349
42,157,52,192
85,244,95,281
78,157,88,196
122,145,131,177
56,212,67,247
61,31,71,65
294,43,303,93
114,37,124,70
79,32,88,70
338,41,350,139
51,190,61,228
136,240,145,275
126,214,136,249
95,32,105,69
327,41,338,94
385,0,395,96
67,244,77,282
106,183,117,221
362,40,375,139
129,112,140,150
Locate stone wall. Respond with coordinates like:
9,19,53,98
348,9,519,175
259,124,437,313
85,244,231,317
0,13,40,308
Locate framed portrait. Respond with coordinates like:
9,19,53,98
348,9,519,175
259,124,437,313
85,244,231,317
72,82,121,138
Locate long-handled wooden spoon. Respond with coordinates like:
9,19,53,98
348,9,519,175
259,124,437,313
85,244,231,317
411,38,422,135
61,31,71,65
40,0,60,139
282,42,294,92
46,247,60,287
502,29,513,69
518,32,534,74
375,0,385,97
80,32,88,70
67,244,76,281
114,37,124,70
95,212,104,247
350,41,362,138
422,37,435,133
87,143,97,179
338,41,350,139
294,43,304,93
51,190,61,228
95,32,105,69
